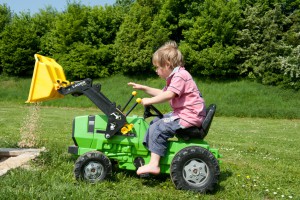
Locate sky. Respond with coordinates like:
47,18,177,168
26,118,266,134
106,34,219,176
0,0,116,14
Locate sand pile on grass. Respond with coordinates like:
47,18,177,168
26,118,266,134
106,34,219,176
0,103,45,176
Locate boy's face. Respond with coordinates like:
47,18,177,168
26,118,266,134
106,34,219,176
154,64,172,80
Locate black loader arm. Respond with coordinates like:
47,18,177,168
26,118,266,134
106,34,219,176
58,78,126,138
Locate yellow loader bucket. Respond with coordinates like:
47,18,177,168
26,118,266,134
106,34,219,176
26,54,70,103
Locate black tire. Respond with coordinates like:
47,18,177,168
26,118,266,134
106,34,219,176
170,146,220,193
74,151,112,183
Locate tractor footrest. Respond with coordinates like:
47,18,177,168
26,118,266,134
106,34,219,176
68,145,78,155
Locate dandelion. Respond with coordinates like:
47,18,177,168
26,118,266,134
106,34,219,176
246,175,250,179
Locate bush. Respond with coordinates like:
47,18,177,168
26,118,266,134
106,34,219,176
181,0,241,78
237,3,300,90
0,13,39,76
278,45,300,90
56,43,111,79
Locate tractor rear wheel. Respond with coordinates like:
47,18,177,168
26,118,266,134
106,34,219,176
170,146,220,193
74,151,112,183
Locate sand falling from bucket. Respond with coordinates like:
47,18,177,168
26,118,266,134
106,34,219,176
18,103,41,148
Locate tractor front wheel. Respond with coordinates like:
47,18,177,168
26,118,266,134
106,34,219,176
170,146,220,193
74,151,112,183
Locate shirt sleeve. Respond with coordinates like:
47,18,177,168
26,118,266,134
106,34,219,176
166,74,185,97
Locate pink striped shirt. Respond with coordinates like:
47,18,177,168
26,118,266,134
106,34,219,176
163,67,206,128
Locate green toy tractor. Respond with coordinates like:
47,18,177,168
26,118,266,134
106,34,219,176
27,54,222,193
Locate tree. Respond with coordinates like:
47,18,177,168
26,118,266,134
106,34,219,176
283,8,300,47
236,3,298,88
57,4,126,79
278,45,300,90
114,0,135,12
114,0,206,74
279,8,300,89
50,2,89,55
40,2,126,79
0,12,39,76
32,6,59,56
153,0,203,42
181,0,241,78
114,0,162,74
0,4,11,32
0,4,12,74
56,42,110,79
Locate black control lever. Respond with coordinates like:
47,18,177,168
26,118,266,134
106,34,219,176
126,98,141,116
144,105,163,119
122,91,137,112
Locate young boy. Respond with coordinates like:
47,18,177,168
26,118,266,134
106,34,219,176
128,41,206,176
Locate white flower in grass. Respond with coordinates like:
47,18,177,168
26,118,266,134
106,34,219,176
265,189,269,192
274,192,277,195
288,196,293,199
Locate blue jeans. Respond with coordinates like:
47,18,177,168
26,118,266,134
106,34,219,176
143,113,181,157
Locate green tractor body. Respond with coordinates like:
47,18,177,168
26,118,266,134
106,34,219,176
69,114,221,174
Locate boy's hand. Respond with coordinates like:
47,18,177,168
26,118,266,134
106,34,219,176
141,98,152,106
128,82,144,90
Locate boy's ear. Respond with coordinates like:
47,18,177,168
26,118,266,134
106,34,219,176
165,63,172,69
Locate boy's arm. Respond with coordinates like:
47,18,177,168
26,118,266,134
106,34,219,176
128,82,162,97
141,91,176,106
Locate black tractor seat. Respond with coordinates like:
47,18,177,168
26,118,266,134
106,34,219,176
175,104,216,140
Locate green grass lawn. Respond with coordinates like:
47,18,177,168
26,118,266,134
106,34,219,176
0,75,299,199
1,74,300,118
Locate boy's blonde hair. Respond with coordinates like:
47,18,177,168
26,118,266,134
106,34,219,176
152,41,184,69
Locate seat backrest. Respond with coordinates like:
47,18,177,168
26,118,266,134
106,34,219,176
201,104,217,135
174,104,217,140
201,104,217,136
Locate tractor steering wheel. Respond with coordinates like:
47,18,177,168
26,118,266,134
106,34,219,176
144,105,163,119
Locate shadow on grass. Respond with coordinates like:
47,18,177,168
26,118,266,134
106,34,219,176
66,153,232,193
111,166,233,194
110,168,169,186
215,169,233,193
140,174,170,187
